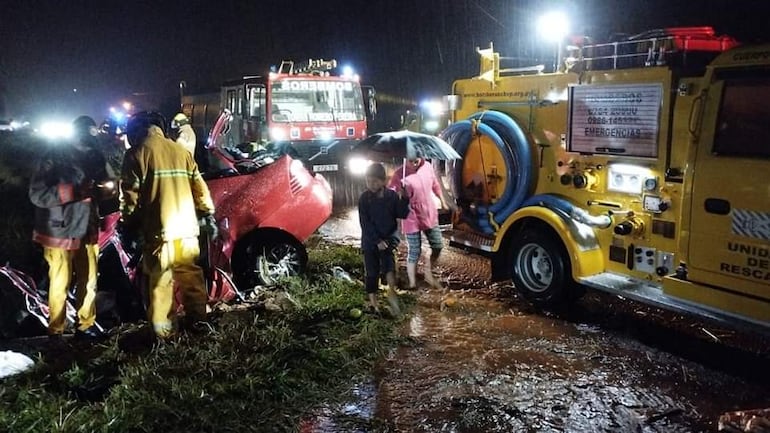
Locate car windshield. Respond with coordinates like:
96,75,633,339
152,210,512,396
270,79,365,123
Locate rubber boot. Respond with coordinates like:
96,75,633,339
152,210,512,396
385,272,402,316
406,262,417,289
424,249,443,290
423,261,439,289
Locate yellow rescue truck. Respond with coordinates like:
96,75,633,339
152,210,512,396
441,27,770,332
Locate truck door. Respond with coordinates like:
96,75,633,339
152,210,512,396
221,85,244,145
245,84,266,144
688,67,770,299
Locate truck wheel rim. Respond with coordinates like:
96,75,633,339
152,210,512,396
517,243,553,292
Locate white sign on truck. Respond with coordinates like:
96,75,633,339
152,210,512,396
568,83,663,158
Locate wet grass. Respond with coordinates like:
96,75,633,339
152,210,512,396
307,238,365,280
0,243,413,433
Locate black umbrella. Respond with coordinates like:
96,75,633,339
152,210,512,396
352,130,462,161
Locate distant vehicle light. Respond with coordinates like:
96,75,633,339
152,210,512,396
348,156,372,176
39,121,73,139
420,99,446,118
423,120,440,133
270,127,287,141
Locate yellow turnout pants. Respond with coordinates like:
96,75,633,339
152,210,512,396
43,243,99,335
143,237,207,337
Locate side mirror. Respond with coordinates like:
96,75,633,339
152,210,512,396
401,111,419,130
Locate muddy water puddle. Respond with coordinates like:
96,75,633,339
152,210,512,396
305,287,769,432
305,210,770,432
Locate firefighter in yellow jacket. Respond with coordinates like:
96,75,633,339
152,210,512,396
120,111,216,338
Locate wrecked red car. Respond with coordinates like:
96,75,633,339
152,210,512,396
203,110,333,291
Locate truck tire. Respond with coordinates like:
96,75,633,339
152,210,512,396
233,234,308,288
510,229,571,306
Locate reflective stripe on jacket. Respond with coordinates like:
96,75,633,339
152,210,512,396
121,126,214,244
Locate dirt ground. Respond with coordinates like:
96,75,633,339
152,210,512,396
307,208,770,433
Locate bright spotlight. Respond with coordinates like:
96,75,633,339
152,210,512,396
537,11,569,42
538,11,570,71
341,65,355,78
348,156,372,176
39,121,74,139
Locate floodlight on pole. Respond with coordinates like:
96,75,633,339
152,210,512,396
537,11,570,72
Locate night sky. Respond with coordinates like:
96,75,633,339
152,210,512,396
1,0,767,126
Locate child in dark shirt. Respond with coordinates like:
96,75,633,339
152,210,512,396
358,163,409,314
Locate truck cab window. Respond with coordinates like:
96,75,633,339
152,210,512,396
226,89,238,114
713,76,770,158
270,80,365,123
247,85,265,119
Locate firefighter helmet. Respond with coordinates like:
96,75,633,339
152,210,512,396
72,115,98,137
125,111,167,147
171,113,190,129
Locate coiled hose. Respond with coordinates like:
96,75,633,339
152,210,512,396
441,119,509,234
441,110,535,232
467,111,536,222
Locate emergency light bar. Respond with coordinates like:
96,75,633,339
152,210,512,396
279,59,338,75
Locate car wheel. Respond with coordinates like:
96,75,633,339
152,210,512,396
510,229,571,306
235,235,308,288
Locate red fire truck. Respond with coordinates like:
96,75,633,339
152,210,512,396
181,59,376,204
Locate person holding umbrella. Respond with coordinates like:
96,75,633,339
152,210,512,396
388,154,447,290
352,130,460,290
